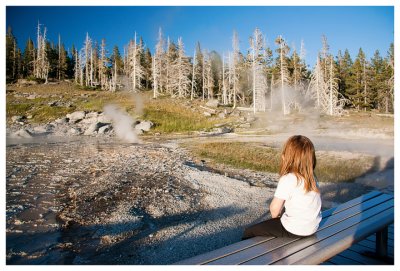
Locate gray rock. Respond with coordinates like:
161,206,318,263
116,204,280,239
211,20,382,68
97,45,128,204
135,121,154,132
205,99,219,108
84,122,108,135
48,101,59,107
27,94,38,100
98,125,112,135
68,128,82,135
11,116,25,123
33,125,52,133
203,112,212,117
12,129,33,138
212,127,232,134
55,117,68,124
97,114,112,123
85,112,99,119
66,111,86,123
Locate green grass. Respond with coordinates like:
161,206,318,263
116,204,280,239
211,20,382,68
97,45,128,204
186,142,375,183
142,97,225,133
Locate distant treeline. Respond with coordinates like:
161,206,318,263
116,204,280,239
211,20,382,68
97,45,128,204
6,24,394,113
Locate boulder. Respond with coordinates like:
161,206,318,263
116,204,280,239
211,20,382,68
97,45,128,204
55,117,68,124
212,127,233,134
203,112,212,117
48,101,59,107
97,114,112,123
135,121,154,132
68,127,82,135
98,124,112,135
11,116,25,123
66,111,86,123
84,122,108,135
85,112,99,119
205,99,219,108
12,129,33,138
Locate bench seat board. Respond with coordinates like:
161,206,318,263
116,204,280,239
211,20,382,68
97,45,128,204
175,236,273,264
261,206,394,265
210,196,393,265
174,191,394,265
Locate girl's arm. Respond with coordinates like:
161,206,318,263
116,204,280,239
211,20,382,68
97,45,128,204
270,197,285,218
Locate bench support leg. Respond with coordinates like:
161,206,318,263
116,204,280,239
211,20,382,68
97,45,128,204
376,226,388,258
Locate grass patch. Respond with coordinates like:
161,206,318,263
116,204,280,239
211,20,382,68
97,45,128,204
6,103,33,116
142,98,222,133
186,141,375,183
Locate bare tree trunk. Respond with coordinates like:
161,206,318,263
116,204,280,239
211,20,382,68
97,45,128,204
363,60,367,111
202,54,205,100
280,40,286,115
58,34,61,80
191,49,196,100
329,57,333,115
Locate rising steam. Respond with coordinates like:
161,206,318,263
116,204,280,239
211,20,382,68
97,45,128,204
103,104,139,143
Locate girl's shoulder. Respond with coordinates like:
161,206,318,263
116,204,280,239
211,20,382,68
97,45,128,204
280,173,300,185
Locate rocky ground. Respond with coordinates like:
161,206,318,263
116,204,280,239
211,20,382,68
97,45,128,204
6,133,386,265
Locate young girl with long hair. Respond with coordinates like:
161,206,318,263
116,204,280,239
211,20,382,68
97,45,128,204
242,135,322,239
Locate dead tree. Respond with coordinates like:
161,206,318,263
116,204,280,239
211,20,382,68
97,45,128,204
275,35,290,115
250,28,267,113
34,22,49,83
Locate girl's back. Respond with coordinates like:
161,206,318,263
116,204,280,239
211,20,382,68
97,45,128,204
275,173,322,236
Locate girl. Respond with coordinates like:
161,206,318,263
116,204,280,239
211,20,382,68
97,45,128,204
242,135,322,239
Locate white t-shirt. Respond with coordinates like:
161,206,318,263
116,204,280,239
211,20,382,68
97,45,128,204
274,173,322,236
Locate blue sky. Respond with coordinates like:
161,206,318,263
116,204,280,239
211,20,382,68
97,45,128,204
6,6,394,67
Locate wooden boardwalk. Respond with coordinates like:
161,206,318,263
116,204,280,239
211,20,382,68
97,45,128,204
322,223,394,265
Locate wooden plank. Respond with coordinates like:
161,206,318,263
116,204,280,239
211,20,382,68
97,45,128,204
175,236,273,264
206,196,392,265
269,206,394,265
321,191,382,218
338,249,386,265
328,254,363,265
319,194,392,229
243,202,394,265
208,237,297,265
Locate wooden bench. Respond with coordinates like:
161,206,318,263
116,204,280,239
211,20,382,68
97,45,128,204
175,190,394,265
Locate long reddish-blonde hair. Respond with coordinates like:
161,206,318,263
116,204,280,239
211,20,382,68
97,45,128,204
279,135,319,193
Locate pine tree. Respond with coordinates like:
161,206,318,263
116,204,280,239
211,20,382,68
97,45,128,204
348,48,367,110
142,48,152,89
22,38,35,78
336,49,353,99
